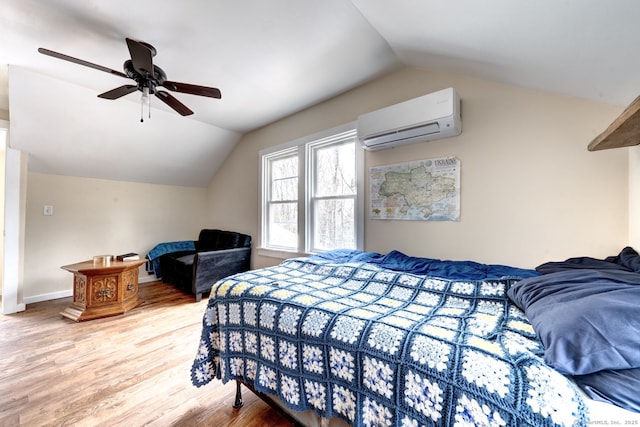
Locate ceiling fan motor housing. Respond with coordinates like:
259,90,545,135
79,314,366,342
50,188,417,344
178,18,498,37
123,60,167,93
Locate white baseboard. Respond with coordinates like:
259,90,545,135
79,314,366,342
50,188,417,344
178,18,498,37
24,289,73,304
24,274,159,304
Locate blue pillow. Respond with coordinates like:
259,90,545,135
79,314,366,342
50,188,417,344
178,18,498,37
536,246,640,274
573,368,640,413
507,269,640,375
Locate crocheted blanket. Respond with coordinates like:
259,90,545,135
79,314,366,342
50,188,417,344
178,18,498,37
191,257,587,426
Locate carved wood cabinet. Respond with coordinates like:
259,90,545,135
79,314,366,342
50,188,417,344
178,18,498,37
60,259,146,321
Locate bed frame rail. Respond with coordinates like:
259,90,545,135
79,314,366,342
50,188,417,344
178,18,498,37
234,379,316,426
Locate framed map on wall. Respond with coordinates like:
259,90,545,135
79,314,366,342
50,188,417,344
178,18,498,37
370,157,460,221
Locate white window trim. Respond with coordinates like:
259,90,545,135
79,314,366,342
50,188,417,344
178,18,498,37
258,121,364,260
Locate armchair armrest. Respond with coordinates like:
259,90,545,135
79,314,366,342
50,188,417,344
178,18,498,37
192,247,252,301
146,240,196,278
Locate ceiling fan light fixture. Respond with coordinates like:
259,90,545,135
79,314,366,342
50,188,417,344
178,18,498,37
141,86,150,102
140,86,151,122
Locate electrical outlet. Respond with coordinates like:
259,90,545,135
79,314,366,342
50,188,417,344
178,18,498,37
43,205,53,216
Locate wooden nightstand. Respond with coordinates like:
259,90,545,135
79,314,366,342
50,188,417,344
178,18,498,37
60,258,146,321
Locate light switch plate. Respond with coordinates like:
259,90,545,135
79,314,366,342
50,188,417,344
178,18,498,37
43,205,53,216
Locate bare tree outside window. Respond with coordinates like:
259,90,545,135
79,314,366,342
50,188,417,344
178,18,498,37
267,154,298,249
311,141,356,250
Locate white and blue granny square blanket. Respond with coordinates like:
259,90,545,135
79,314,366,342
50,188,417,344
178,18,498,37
191,257,586,426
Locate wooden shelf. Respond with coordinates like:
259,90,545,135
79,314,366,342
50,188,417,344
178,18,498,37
589,95,640,151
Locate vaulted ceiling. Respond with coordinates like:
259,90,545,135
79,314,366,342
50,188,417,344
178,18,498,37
2,0,640,186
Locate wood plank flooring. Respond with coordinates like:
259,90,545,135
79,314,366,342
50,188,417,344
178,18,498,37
0,281,293,427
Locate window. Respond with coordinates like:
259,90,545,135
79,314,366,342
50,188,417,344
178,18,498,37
260,123,363,257
265,149,299,249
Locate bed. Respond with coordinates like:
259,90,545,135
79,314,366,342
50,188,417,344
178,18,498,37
191,248,640,426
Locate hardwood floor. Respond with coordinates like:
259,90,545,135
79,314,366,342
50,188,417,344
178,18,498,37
0,281,293,427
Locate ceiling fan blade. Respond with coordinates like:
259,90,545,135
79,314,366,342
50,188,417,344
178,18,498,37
126,38,154,78
98,85,139,100
38,48,128,78
163,81,222,99
155,90,193,116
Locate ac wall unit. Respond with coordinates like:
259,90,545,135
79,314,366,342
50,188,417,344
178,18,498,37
357,87,461,151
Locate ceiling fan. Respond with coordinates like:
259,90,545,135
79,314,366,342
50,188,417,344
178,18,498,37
38,38,222,120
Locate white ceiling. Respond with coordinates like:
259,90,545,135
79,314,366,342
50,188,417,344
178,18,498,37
2,0,640,186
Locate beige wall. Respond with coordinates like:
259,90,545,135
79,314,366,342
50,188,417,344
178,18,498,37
206,66,628,270
24,173,208,301
15,66,633,301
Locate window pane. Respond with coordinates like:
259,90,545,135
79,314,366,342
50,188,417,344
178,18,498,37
313,198,355,250
272,176,297,201
271,156,298,201
268,202,298,248
314,142,355,197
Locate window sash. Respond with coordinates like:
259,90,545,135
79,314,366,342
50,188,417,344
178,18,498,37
311,140,356,198
266,201,298,249
263,148,299,251
308,194,356,252
307,136,357,252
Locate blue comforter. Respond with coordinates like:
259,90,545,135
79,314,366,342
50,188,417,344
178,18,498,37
310,249,539,280
191,254,585,426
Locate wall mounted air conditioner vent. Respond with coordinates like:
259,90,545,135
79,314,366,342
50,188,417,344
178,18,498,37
357,87,461,151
